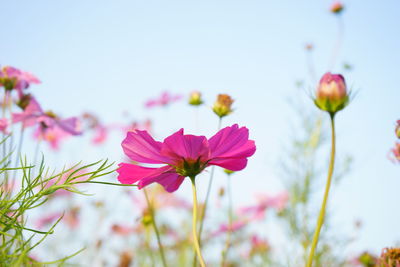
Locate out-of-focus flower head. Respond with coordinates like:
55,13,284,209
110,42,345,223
81,112,109,145
314,72,349,115
305,43,314,51
349,251,377,267
378,247,400,267
0,66,40,95
145,91,183,108
211,220,247,237
189,91,204,106
118,251,134,267
330,1,344,14
111,224,135,236
390,143,400,163
12,97,82,149
248,235,270,257
212,94,234,118
238,192,289,220
0,118,9,134
395,120,400,139
117,124,256,192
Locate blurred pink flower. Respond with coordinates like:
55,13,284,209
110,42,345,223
145,91,183,108
390,143,400,163
92,125,108,144
0,118,9,134
239,192,288,220
111,224,135,235
13,97,82,135
117,124,256,192
35,212,63,229
212,220,247,237
0,66,40,96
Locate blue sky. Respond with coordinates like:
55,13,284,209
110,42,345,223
2,0,400,258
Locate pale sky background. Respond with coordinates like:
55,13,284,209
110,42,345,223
2,0,400,262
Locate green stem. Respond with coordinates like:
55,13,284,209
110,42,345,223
221,176,233,266
194,117,222,266
143,188,168,267
306,114,336,267
191,177,206,267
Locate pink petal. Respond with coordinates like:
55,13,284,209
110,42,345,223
117,163,166,184
57,117,82,135
209,124,256,159
161,129,210,162
208,157,248,171
122,130,168,164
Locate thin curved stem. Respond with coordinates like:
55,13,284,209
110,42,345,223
220,176,233,266
306,114,336,267
143,188,168,267
194,117,222,266
191,177,206,267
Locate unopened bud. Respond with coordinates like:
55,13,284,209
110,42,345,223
314,72,349,114
189,91,203,106
330,1,344,14
213,94,234,118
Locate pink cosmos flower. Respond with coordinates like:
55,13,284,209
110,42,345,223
0,66,40,96
12,97,81,134
117,124,256,192
0,118,9,134
145,91,183,108
238,192,289,220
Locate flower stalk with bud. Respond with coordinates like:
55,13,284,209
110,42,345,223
306,72,349,267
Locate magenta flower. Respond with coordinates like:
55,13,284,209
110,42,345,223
145,91,183,108
12,97,81,135
0,66,40,95
117,124,256,192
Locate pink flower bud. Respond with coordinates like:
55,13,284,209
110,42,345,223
330,1,344,14
315,72,349,114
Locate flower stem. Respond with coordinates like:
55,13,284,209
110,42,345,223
221,176,233,267
306,114,336,267
143,188,168,267
194,117,222,266
190,177,206,267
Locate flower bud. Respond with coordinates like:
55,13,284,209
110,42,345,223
213,94,234,118
395,120,400,139
330,1,344,14
314,72,349,114
189,91,203,106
